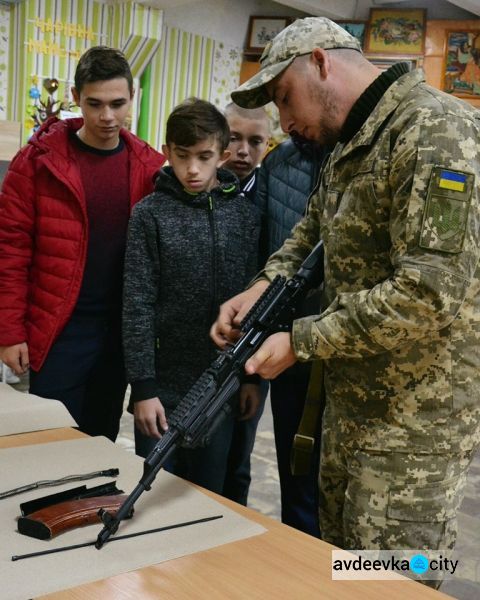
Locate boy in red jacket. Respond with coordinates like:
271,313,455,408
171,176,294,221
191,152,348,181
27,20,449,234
0,46,165,440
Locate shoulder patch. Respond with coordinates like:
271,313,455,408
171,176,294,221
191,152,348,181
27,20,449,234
419,166,474,254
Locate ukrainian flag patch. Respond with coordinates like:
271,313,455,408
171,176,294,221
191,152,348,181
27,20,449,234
439,170,467,192
419,166,474,254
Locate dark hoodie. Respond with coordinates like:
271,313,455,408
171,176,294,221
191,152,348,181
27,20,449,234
123,166,260,408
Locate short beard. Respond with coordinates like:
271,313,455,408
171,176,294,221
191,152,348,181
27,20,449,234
308,77,341,146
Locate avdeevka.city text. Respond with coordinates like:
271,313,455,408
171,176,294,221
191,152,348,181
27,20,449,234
332,554,458,575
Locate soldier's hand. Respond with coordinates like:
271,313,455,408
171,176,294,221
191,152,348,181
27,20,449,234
245,332,296,379
134,397,168,439
210,280,270,348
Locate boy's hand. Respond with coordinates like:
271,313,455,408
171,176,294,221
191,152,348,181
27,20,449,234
210,280,270,348
238,383,262,421
134,397,168,439
0,343,29,375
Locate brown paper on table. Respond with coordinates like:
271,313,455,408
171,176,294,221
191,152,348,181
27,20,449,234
0,436,266,600
0,382,77,436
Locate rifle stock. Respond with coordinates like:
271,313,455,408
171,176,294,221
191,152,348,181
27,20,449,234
95,241,324,549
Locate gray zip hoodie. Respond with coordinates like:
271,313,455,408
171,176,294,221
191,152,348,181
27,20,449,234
123,166,260,408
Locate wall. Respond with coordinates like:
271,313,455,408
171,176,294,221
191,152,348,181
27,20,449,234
5,0,478,149
0,4,9,120
354,0,478,21
240,6,480,102
423,19,480,108
7,0,163,142
138,23,242,149
8,0,113,138
3,0,279,149
136,0,309,148
163,0,308,49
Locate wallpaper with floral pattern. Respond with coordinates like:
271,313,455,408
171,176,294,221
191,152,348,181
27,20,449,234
211,41,242,110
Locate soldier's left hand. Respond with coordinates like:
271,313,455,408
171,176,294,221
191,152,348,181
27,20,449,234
245,332,296,379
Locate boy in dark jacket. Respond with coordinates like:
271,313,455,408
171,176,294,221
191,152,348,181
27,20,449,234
254,136,329,537
123,98,261,495
222,102,270,506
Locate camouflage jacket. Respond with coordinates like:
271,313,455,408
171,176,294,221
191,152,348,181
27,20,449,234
263,70,480,452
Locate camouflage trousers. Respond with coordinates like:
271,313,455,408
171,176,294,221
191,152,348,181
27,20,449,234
318,427,474,555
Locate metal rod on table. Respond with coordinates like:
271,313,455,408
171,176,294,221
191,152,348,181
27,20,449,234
0,469,120,500
12,514,223,561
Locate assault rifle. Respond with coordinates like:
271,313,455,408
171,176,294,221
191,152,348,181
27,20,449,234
95,241,324,549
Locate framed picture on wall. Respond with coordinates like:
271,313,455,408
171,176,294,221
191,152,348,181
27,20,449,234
336,21,366,50
245,16,291,54
443,30,480,98
365,54,422,72
365,8,426,56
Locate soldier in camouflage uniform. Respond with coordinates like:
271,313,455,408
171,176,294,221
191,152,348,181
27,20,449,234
211,16,480,566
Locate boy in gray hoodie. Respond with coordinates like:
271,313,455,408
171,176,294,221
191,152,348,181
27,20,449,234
123,98,261,495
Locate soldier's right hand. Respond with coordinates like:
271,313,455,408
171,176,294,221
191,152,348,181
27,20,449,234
0,343,29,375
210,280,270,348
134,397,168,439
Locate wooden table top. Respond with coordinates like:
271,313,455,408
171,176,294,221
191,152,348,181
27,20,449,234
1,428,452,600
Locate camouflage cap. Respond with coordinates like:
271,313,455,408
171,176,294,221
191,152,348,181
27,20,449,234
232,17,362,109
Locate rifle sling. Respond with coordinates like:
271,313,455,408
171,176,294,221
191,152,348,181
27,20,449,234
290,360,324,476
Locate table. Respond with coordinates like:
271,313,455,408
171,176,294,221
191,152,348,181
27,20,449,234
1,428,452,600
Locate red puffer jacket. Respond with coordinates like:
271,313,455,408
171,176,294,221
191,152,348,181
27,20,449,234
0,117,164,370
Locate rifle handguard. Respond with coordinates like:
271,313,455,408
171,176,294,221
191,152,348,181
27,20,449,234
18,495,132,540
240,275,286,331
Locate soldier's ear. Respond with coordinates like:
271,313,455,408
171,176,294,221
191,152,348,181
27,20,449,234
311,48,330,80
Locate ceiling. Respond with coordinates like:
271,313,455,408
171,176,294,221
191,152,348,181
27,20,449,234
132,0,479,19
274,0,480,19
